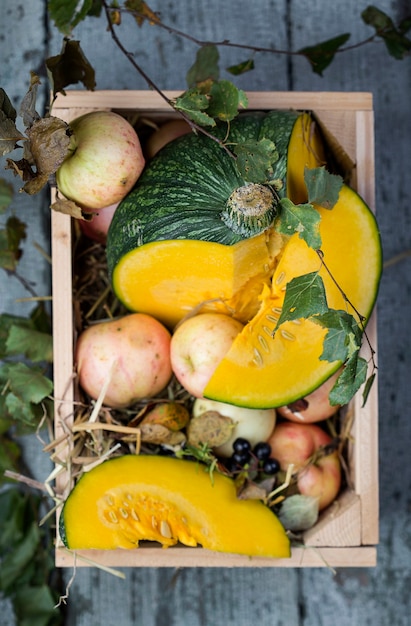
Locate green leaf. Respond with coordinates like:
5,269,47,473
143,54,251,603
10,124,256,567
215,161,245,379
299,33,351,76
0,521,40,594
0,313,32,356
174,89,216,126
14,584,62,626
186,44,220,88
46,38,96,98
0,216,27,272
0,490,28,550
312,310,362,363
0,178,13,213
275,272,329,329
233,138,278,183
362,371,376,406
1,362,53,405
277,197,322,248
0,437,21,485
207,80,248,122
226,58,255,76
362,6,411,59
6,326,53,363
47,0,100,35
278,494,319,531
304,166,343,209
328,352,368,406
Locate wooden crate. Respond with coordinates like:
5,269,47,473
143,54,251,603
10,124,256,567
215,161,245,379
51,91,379,568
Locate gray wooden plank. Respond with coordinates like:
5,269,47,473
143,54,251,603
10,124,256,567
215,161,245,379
63,567,301,626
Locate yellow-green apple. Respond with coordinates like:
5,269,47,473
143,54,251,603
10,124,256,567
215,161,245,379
80,202,118,245
56,111,145,210
145,119,191,159
192,397,276,457
75,313,172,409
170,313,244,398
277,369,342,423
267,421,341,510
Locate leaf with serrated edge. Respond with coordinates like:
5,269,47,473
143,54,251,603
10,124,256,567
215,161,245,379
277,197,322,248
6,326,53,363
305,166,343,208
186,44,220,88
207,80,247,122
312,310,362,363
328,352,368,406
234,138,278,183
2,362,53,405
275,272,329,330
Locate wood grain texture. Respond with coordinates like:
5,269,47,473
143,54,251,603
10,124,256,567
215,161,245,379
1,0,411,624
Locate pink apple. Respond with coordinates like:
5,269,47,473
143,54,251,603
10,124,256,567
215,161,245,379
170,313,244,398
267,422,341,510
75,313,172,409
56,111,145,210
145,119,191,159
80,202,118,245
277,369,342,423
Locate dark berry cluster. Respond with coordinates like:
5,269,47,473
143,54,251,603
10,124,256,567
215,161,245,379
225,438,280,476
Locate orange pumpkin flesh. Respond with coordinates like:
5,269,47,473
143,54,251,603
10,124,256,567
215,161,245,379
60,455,290,558
204,185,382,408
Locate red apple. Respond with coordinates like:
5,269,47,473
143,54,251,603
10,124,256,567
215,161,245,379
56,111,145,210
75,313,172,409
145,119,191,159
170,313,244,398
267,422,341,510
80,202,118,245
277,369,342,423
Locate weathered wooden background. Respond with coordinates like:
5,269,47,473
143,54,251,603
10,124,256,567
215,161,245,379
1,0,411,624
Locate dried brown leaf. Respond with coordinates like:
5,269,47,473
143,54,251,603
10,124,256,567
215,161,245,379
18,71,42,128
140,423,186,445
125,0,161,26
51,197,84,219
0,89,26,156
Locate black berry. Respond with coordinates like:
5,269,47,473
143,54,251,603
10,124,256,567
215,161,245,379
253,441,272,461
232,450,251,466
232,438,252,454
262,457,281,475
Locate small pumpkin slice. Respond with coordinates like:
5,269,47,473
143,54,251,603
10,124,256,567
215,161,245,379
60,455,290,558
204,184,382,408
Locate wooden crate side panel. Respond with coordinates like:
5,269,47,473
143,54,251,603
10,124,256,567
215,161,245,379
55,544,376,569
52,90,374,113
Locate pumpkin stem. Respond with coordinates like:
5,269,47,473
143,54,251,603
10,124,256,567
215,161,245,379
222,183,277,237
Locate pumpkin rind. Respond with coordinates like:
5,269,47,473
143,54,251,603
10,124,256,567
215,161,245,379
204,184,382,408
59,455,291,558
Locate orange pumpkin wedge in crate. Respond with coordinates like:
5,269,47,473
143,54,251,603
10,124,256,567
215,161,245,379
59,455,291,558
205,184,382,408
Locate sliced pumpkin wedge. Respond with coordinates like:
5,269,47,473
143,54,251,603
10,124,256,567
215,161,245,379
60,455,290,558
204,184,382,408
